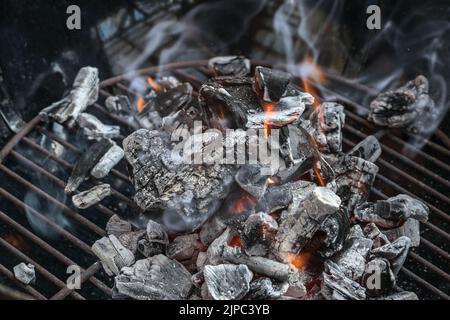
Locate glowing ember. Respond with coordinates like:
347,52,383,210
313,162,326,187
300,55,326,110
231,193,256,215
266,177,275,185
228,235,242,248
136,96,145,113
147,76,162,92
261,101,276,138
288,252,312,269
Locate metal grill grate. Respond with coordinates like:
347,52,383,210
0,61,448,300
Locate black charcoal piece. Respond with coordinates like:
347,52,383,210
364,223,390,249
114,255,193,300
118,230,146,255
383,219,421,247
199,217,226,246
254,66,291,102
321,261,366,300
361,258,395,297
138,220,169,257
13,263,36,285
40,67,99,123
208,56,251,77
347,135,382,163
204,264,253,300
72,184,111,209
76,113,120,140
255,183,295,214
106,215,132,237
105,95,132,114
147,83,193,117
368,75,436,133
370,236,411,276
241,213,278,256
65,139,113,194
235,164,270,199
92,235,135,276
318,208,350,258
91,145,124,179
308,102,345,154
246,278,289,300
167,234,201,261
332,235,373,280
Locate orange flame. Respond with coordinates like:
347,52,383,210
288,252,312,269
147,76,162,92
313,162,326,187
261,100,276,138
136,96,145,113
228,235,242,248
300,55,326,110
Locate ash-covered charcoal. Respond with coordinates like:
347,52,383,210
363,223,390,249
235,164,270,199
105,95,132,114
354,194,429,228
91,145,124,179
106,214,132,237
203,264,253,300
346,135,382,163
208,56,251,77
246,278,289,300
207,228,231,265
142,83,193,118
76,113,120,140
241,213,278,256
332,234,373,280
377,291,419,300
13,263,36,285
368,75,436,133
138,220,169,258
114,255,192,300
167,234,202,261
370,236,411,276
196,252,208,271
255,183,296,214
40,67,99,123
254,66,291,102
118,231,146,255
361,258,395,297
191,271,204,288
72,184,111,209
123,129,234,231
199,217,226,246
321,261,366,300
65,139,113,194
92,235,135,276
318,208,350,258
383,219,421,247
308,102,345,154
274,187,341,261
330,156,378,211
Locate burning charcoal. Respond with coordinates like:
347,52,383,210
72,184,111,209
123,129,234,231
118,231,146,255
318,208,350,258
347,135,382,163
199,217,226,246
208,56,251,77
141,83,193,118
254,66,291,102
167,234,202,261
332,234,373,280
383,219,421,247
138,220,169,258
274,187,341,261
354,194,429,228
65,139,113,194
91,145,124,179
204,264,253,300
114,255,193,300
321,261,366,300
364,223,390,249
207,228,231,265
361,258,395,297
370,236,411,276
76,113,120,140
40,67,99,123
368,75,436,134
235,164,270,199
308,102,345,154
105,95,132,114
378,291,418,300
92,235,135,276
106,214,132,237
255,183,296,214
246,278,289,300
13,263,36,285
241,213,278,256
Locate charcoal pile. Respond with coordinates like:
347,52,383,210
46,56,430,300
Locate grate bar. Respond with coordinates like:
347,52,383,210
0,263,46,300
401,267,450,300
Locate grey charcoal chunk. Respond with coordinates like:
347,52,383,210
246,278,289,300
91,145,124,179
318,208,350,258
141,83,192,117
13,263,36,285
308,102,345,154
355,194,429,228
235,164,270,199
106,214,132,237
207,228,231,265
368,75,436,134
321,261,366,300
123,129,234,232
196,252,208,271
199,217,226,246
332,235,373,280
72,184,111,209
383,219,421,247
361,258,395,297
208,56,251,77
118,231,146,255
40,67,99,123
167,234,201,261
254,66,291,102
105,95,132,114
92,235,135,276
363,223,390,249
370,236,411,276
114,255,193,300
204,264,253,300
76,113,120,140
378,291,419,300
241,212,278,256
138,220,169,258
347,135,382,163
274,187,341,261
